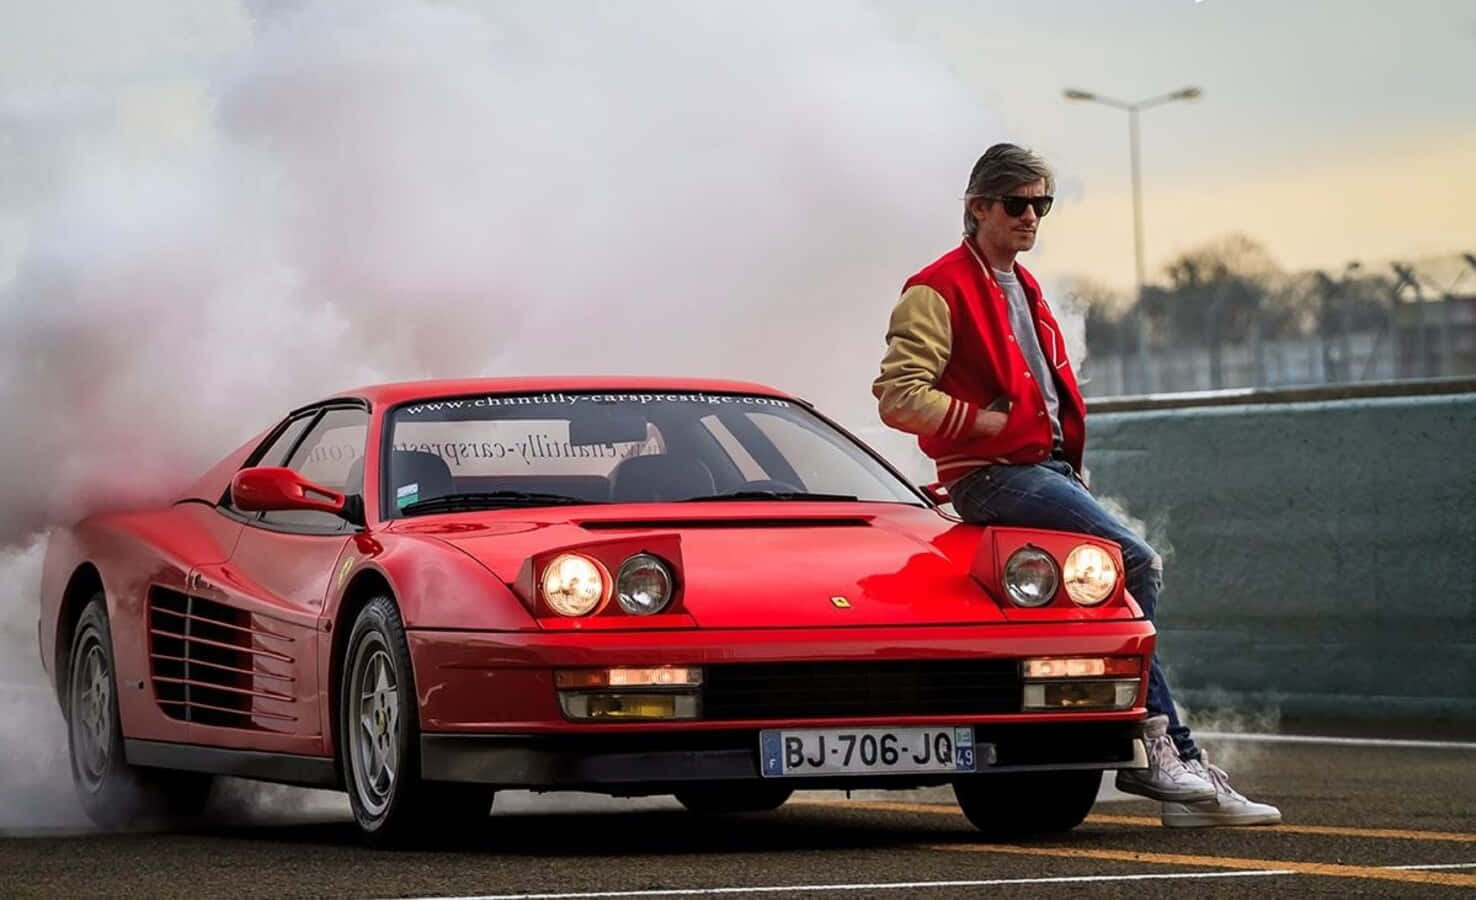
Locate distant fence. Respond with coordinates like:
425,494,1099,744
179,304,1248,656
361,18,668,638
1082,296,1476,397
1083,332,1401,397
1085,378,1476,723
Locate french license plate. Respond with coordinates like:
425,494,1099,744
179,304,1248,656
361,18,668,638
759,726,977,777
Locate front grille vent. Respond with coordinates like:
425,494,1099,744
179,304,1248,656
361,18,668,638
703,659,1022,720
147,587,296,729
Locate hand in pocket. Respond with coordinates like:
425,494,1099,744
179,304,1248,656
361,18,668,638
970,406,1010,439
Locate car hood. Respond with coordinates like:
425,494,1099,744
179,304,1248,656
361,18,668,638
394,502,1004,627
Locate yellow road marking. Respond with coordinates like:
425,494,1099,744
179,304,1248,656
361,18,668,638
789,798,961,817
1087,813,1476,844
794,799,1476,844
925,843,1476,889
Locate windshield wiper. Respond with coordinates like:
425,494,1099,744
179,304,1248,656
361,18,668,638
399,491,604,516
682,491,860,502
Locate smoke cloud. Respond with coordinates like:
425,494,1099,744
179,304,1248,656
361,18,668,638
0,0,1031,828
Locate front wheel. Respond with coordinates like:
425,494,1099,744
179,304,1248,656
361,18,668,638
67,596,212,828
674,782,793,814
338,595,493,846
952,770,1100,839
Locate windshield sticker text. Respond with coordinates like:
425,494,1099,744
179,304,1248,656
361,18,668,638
401,392,791,417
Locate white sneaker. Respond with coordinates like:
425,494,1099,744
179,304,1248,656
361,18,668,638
1161,754,1283,828
1115,715,1216,803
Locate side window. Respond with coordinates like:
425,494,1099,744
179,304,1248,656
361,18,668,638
262,407,370,531
254,415,316,467
221,414,315,511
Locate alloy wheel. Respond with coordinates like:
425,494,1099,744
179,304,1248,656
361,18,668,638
70,638,113,793
348,636,401,817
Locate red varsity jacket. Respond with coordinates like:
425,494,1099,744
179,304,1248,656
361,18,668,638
872,239,1087,485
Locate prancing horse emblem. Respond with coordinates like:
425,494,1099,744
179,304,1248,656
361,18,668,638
830,596,851,609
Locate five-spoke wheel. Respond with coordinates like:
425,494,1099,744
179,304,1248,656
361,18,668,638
339,595,493,845
66,596,212,828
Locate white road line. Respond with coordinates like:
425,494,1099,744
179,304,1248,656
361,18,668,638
1385,863,1476,871
1197,731,1476,751
400,869,1293,900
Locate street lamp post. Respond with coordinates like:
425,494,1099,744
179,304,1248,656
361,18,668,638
1064,86,1201,394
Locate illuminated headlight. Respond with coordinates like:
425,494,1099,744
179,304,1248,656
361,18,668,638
540,553,608,616
1063,544,1118,606
616,553,674,615
1003,547,1060,607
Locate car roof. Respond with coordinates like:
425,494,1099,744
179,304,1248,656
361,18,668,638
325,376,799,410
178,375,805,506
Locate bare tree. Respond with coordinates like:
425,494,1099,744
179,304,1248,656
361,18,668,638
1062,276,1132,358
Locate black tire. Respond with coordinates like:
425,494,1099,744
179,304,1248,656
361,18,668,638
674,782,794,814
338,595,494,846
952,769,1100,839
66,595,213,829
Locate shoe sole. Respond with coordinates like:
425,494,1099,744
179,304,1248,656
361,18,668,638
1115,777,1216,804
1161,811,1283,828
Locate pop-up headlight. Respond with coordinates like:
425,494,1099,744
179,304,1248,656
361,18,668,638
540,553,608,616
1003,547,1060,607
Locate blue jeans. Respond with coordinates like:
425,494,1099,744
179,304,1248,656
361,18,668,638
950,459,1200,761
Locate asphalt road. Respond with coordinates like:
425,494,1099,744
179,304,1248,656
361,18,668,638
3,736,1474,899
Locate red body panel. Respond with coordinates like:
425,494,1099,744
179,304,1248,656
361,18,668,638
38,376,1156,774
191,526,347,753
39,503,244,746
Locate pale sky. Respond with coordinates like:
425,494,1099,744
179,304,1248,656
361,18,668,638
1,0,1472,293
883,0,1476,290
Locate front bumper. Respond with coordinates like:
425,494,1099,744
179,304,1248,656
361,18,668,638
421,721,1148,791
407,621,1156,731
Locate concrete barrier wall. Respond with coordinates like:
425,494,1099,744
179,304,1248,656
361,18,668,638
1084,386,1476,722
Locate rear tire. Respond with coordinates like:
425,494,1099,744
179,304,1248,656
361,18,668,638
952,770,1100,839
66,595,213,829
338,595,494,846
674,783,793,814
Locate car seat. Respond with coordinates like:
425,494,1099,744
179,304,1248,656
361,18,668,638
389,450,455,507
608,454,715,502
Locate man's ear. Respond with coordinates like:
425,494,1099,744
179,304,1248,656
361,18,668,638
968,196,991,224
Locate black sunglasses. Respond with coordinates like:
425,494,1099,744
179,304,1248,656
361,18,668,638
986,195,1054,218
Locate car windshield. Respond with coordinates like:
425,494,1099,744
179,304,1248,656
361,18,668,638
383,390,921,515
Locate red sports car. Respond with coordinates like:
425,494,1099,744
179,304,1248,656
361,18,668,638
39,377,1153,844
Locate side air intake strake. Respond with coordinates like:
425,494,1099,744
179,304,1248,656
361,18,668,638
147,587,296,730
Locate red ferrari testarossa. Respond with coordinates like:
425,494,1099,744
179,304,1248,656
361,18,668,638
38,377,1152,844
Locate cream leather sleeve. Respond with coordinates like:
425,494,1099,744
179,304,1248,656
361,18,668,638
872,285,977,440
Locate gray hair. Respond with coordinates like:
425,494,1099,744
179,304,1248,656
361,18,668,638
963,143,1055,236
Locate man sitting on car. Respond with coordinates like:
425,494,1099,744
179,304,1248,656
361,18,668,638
872,142,1280,828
